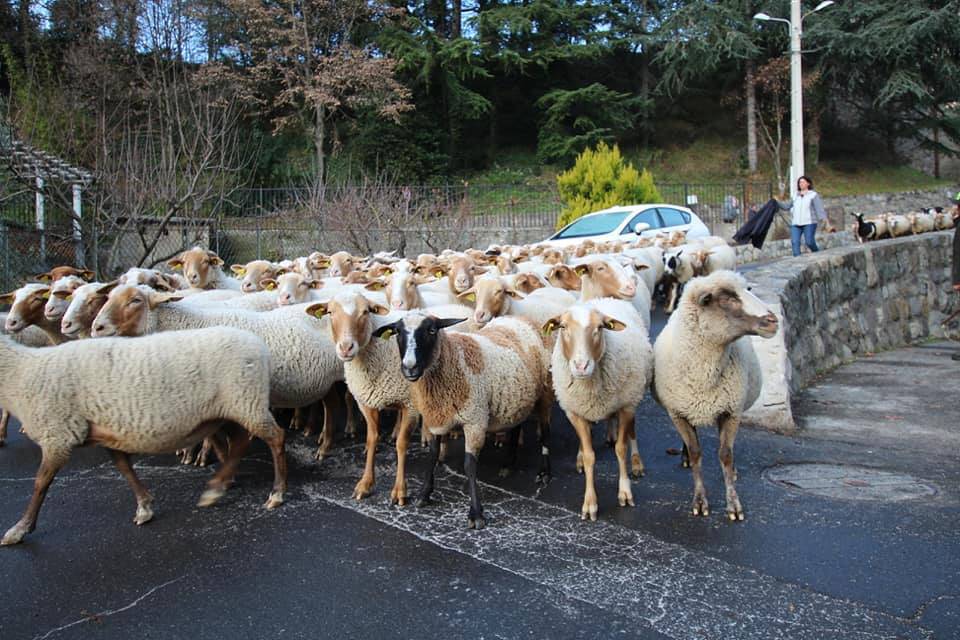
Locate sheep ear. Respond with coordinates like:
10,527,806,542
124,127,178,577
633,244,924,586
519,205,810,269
573,264,590,277
698,291,713,307
633,261,650,271
412,274,435,285
601,316,627,331
152,278,175,292
149,291,184,308
261,278,277,291
315,258,331,268
457,288,477,303
79,269,95,281
167,258,184,271
207,252,224,266
97,281,120,296
505,287,523,299
365,280,385,291
372,322,399,341
306,302,330,319
542,316,561,336
34,272,53,282
307,279,324,289
368,302,390,316
53,290,72,300
434,317,466,330
470,265,489,275
231,264,247,276
39,287,51,300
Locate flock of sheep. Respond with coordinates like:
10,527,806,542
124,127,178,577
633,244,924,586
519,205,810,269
850,207,955,243
0,230,778,545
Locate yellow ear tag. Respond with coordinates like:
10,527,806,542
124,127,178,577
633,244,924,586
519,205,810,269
265,282,276,291
235,268,246,276
465,293,476,302
380,329,393,341
41,290,50,299
435,271,443,278
65,294,73,302
313,308,325,318
384,269,393,276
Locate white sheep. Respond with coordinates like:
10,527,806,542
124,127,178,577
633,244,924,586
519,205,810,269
167,247,241,290
42,275,87,323
572,258,652,328
373,313,553,528
652,271,779,521
0,327,287,545
887,214,913,237
1,284,65,345
458,276,577,328
543,298,653,520
230,259,285,293
909,212,936,234
91,284,349,460
58,281,112,339
306,293,421,505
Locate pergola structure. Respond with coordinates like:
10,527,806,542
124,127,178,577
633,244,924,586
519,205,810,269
1,126,94,267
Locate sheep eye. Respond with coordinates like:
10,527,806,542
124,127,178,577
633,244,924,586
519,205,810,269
428,327,437,335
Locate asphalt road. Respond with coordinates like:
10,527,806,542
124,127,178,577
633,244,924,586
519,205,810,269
1,311,958,640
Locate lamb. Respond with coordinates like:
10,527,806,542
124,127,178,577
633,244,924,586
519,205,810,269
1,284,66,345
91,284,348,460
265,272,325,306
693,243,737,276
119,268,189,291
851,212,877,243
652,270,778,521
909,211,936,235
887,214,913,237
42,275,87,323
373,313,553,528
542,298,654,520
59,282,114,339
167,247,241,290
0,327,287,545
372,269,452,311
509,272,547,295
934,211,956,230
35,266,94,283
572,259,652,328
546,264,582,292
306,293,419,505
459,276,577,328
231,260,285,293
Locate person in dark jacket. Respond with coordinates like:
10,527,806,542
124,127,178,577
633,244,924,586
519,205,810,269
779,175,829,257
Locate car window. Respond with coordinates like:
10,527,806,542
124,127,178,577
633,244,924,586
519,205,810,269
621,209,662,234
553,212,630,239
657,207,691,227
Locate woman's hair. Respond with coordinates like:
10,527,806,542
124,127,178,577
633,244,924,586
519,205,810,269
797,175,814,190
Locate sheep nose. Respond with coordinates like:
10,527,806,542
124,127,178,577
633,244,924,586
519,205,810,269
4,318,18,331
92,323,105,334
572,359,590,374
393,300,405,309
278,294,291,304
337,341,357,359
242,282,255,292
474,311,490,324
61,320,74,331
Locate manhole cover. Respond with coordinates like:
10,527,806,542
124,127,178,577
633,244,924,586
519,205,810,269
764,464,938,502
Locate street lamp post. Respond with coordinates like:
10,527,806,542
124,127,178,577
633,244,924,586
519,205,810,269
754,0,834,200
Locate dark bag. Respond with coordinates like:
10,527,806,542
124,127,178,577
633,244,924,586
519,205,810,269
733,198,780,249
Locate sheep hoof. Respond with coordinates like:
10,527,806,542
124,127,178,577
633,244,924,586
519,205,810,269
535,472,551,487
631,454,644,478
497,466,512,478
618,492,635,508
415,494,432,508
468,512,486,530
352,479,373,501
691,494,709,517
581,500,598,521
264,492,284,510
134,503,154,525
390,484,407,506
197,487,226,508
1,523,27,545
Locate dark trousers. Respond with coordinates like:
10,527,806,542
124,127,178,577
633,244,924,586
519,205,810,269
791,224,819,257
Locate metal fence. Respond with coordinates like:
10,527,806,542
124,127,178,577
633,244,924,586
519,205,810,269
0,181,772,289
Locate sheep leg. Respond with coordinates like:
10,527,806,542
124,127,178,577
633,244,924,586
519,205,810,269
438,433,449,463
315,394,336,461
256,422,287,510
681,443,690,468
210,431,230,465
198,428,252,508
292,406,307,433
615,409,635,507
498,425,522,478
464,428,486,529
416,431,442,508
2,449,68,545
108,449,154,525
626,417,644,478
391,408,415,506
718,413,744,522
568,414,598,521
353,405,380,501
344,389,360,440
671,414,708,517
195,437,214,467
0,409,9,446
536,397,553,487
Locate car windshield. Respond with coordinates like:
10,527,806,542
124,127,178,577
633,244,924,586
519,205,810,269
552,212,630,239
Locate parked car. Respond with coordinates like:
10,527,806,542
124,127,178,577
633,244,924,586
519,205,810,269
544,204,710,248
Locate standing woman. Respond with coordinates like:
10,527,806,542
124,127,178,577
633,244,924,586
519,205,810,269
780,176,828,257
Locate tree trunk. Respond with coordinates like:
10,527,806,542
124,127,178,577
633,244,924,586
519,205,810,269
315,104,326,183
746,61,758,173
452,0,462,38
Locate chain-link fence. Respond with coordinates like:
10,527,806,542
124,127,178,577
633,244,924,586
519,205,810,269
1,181,772,288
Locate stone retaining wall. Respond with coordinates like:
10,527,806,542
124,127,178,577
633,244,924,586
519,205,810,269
822,186,958,218
742,230,955,432
734,230,855,263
